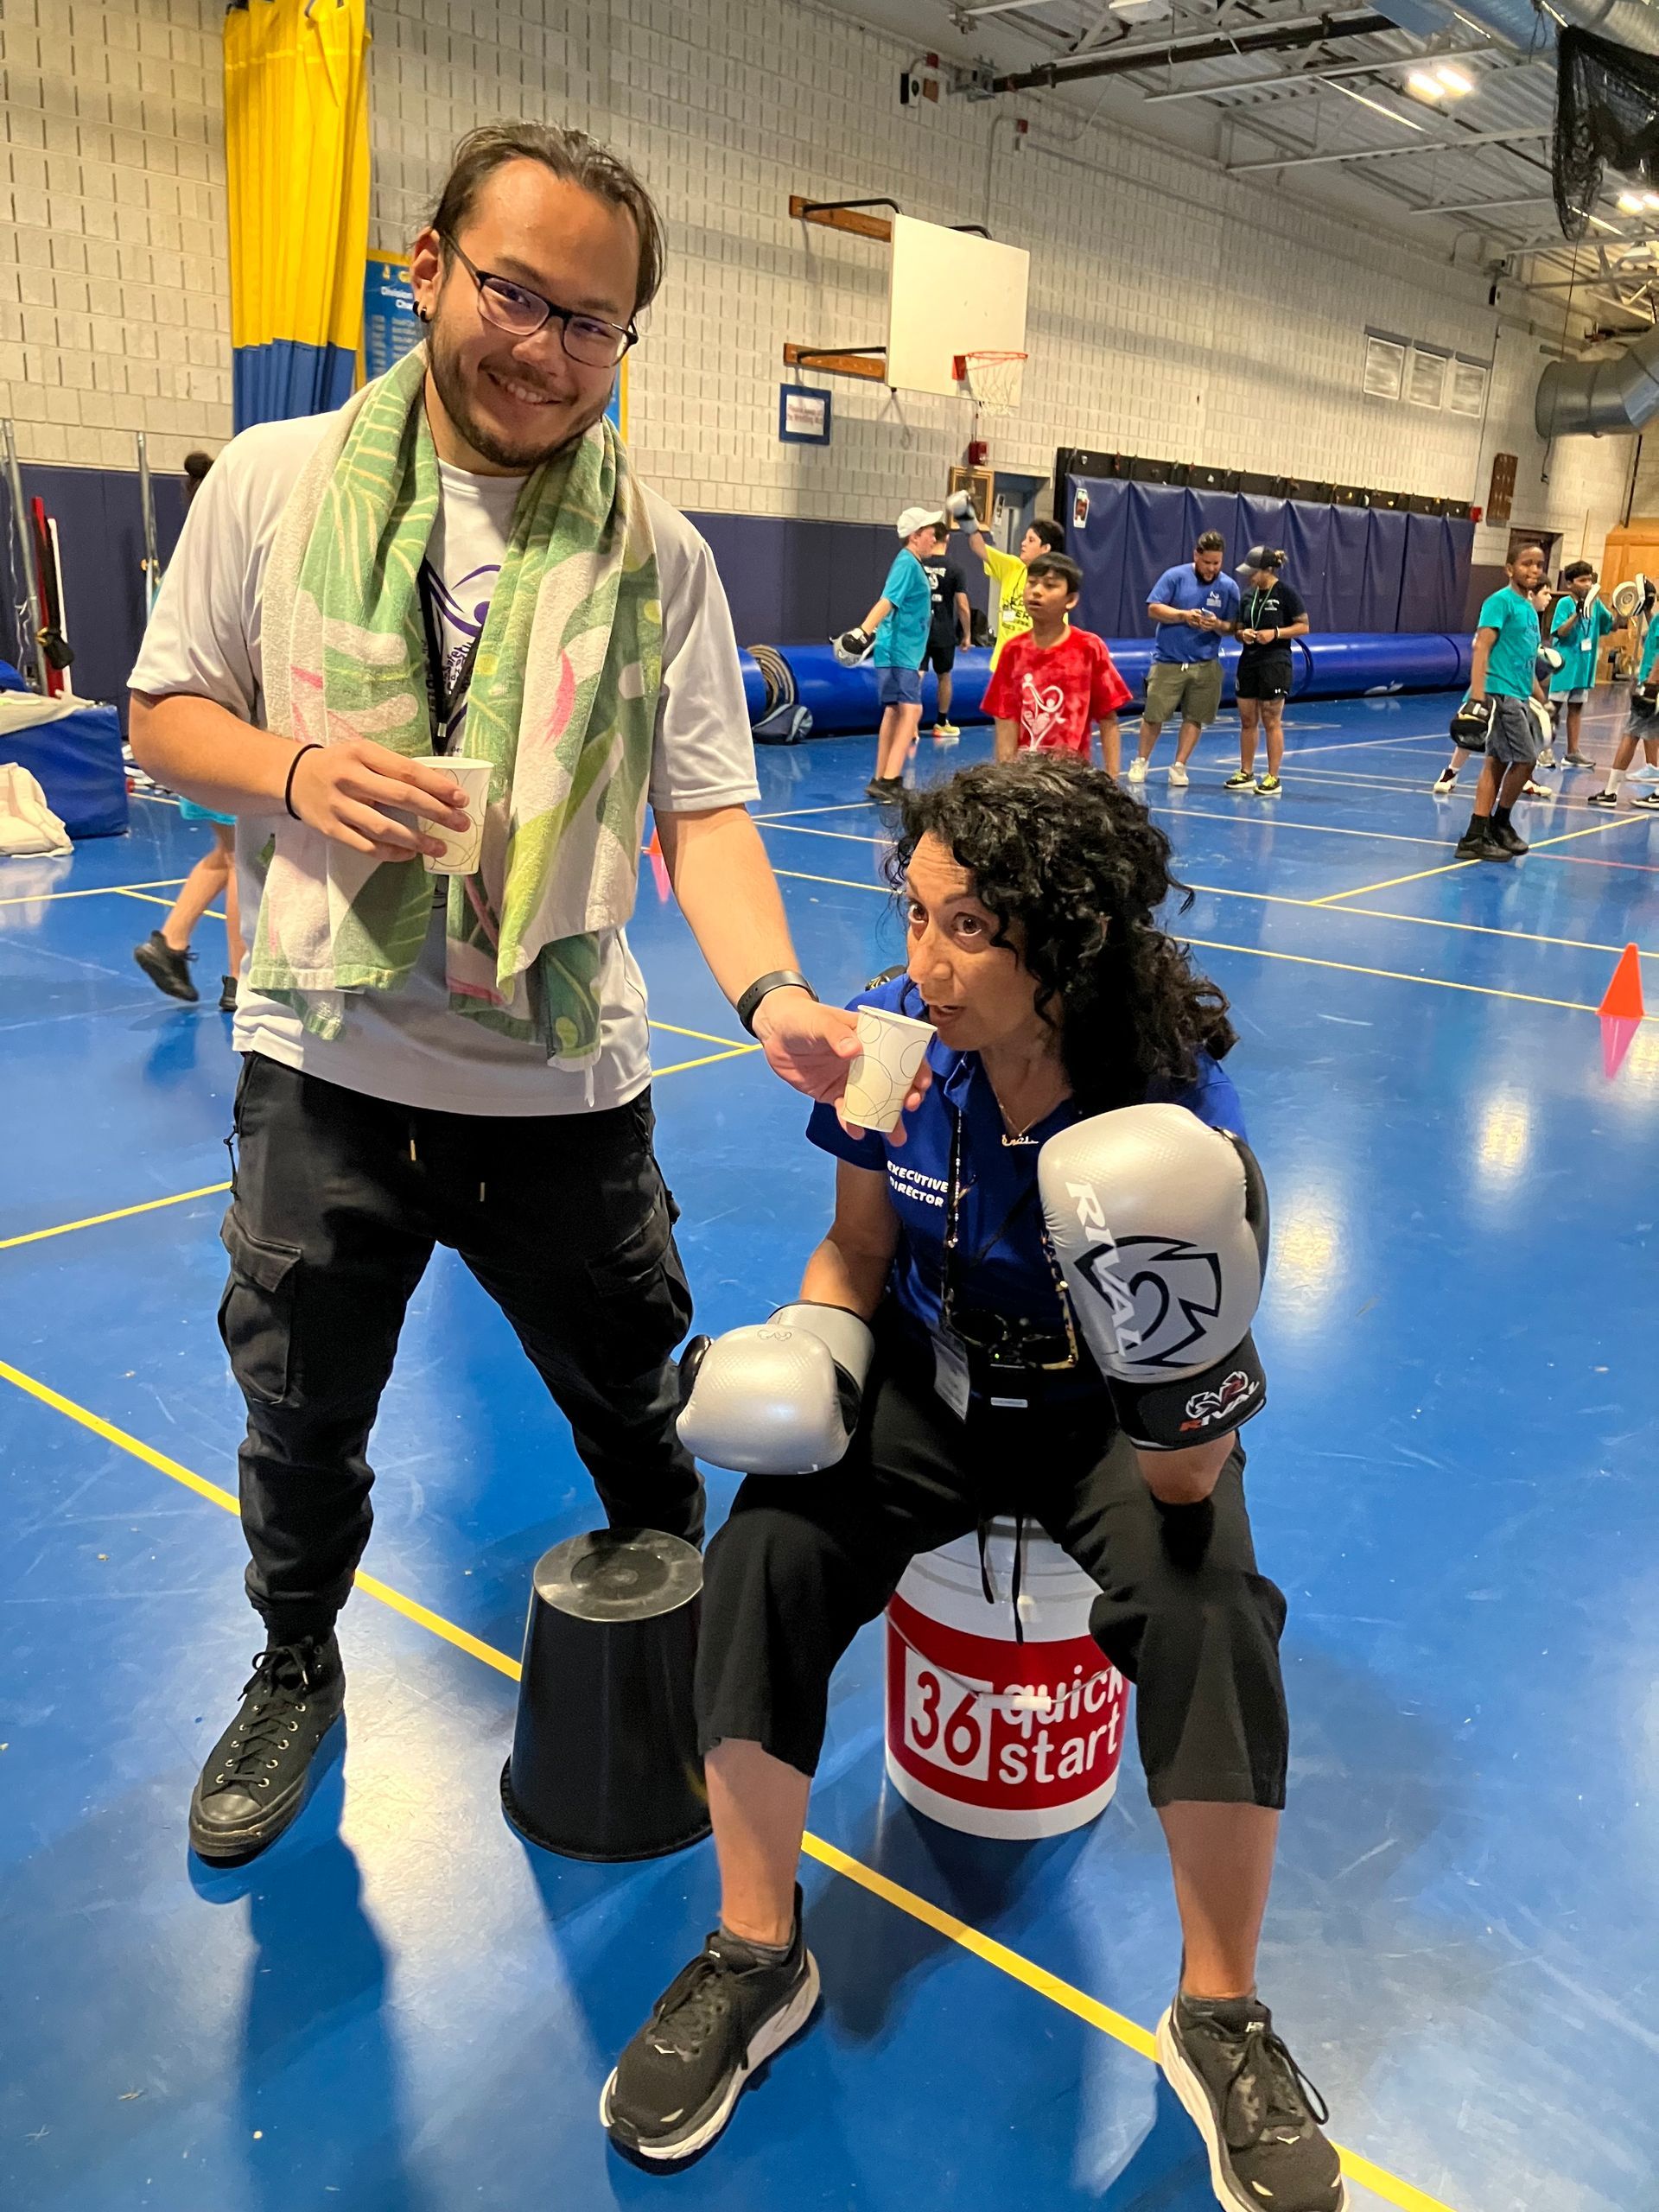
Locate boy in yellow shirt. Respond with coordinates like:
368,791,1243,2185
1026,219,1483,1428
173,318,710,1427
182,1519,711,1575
944,491,1065,668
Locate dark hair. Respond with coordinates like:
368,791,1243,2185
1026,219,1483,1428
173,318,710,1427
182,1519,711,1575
431,124,665,316
1027,518,1065,553
1563,559,1596,582
1027,550,1082,594
182,450,213,481
1509,539,1545,563
1195,530,1225,555
888,756,1236,1111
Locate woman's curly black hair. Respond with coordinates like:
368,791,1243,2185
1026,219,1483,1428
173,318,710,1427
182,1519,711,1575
887,754,1236,1113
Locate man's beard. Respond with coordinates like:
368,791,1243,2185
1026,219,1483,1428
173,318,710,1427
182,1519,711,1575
425,322,606,472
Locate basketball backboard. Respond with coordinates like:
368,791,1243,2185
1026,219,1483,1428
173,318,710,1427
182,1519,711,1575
886,215,1029,402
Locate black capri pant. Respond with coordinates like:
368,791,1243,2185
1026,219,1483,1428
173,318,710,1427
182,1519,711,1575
695,1336,1289,1810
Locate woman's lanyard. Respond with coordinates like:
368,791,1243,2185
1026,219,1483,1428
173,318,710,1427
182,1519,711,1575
418,569,482,754
1248,587,1276,636
938,1107,1079,1357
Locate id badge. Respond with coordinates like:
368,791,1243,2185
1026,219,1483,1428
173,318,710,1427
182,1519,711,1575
931,1325,972,1421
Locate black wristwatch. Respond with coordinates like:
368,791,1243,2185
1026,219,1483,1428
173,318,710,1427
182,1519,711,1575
737,969,817,1035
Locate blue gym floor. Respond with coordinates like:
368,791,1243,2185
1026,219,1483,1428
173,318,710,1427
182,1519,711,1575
3,690,1656,2212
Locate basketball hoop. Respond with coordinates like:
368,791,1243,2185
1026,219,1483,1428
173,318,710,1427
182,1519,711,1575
954,349,1027,416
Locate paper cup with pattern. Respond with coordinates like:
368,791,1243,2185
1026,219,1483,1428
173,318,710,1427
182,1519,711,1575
842,1006,936,1133
412,754,493,877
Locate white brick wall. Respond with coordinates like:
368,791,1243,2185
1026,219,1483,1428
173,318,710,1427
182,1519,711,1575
0,0,1634,564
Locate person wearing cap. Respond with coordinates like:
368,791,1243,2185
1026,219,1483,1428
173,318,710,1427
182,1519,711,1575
836,507,946,804
1129,531,1241,790
1224,548,1308,798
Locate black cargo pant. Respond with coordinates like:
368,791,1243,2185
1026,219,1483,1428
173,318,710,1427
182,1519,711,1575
219,1053,702,1644
696,1332,1289,1809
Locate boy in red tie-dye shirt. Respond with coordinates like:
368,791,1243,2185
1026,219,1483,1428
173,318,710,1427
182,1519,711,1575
982,552,1132,774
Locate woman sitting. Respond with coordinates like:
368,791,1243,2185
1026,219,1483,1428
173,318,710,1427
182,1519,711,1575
603,755,1343,2212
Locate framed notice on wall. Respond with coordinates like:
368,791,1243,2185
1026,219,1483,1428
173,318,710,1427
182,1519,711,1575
779,384,831,443
1488,452,1517,524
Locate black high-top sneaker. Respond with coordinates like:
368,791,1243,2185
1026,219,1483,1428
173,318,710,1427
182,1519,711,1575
188,1635,345,1864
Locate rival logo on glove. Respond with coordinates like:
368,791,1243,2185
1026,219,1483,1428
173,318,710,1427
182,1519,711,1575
1179,1369,1259,1432
1063,1182,1224,1367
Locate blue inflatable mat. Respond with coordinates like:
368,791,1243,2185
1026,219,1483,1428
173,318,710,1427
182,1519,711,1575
0,701,129,838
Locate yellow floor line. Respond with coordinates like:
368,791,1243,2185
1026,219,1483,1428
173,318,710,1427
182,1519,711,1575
648,1019,754,1048
1318,807,1646,904
1180,933,1649,1018
650,1046,757,1078
115,888,226,920
0,1353,1459,2212
0,1182,233,1251
0,877,187,910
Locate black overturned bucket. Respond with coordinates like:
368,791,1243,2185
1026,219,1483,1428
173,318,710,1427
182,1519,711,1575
500,1527,709,1862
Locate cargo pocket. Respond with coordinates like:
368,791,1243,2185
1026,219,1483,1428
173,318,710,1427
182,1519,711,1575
218,1209,302,1408
587,1193,695,1381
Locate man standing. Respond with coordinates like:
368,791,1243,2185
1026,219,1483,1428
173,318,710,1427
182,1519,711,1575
1224,546,1308,797
918,528,972,744
129,124,874,1867
1128,531,1240,789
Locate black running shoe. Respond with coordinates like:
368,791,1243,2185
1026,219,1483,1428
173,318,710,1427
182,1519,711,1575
1223,770,1254,791
134,930,199,1003
1158,1992,1345,2212
601,1892,820,2162
188,1636,345,1865
1586,789,1619,809
219,975,238,1013
1454,825,1489,859
1488,819,1529,855
1633,791,1659,811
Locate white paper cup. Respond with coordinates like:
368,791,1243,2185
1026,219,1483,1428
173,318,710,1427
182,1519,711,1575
842,1005,936,1133
411,754,493,876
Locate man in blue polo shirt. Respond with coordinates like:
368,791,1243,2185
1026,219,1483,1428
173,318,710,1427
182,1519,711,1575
1128,531,1242,790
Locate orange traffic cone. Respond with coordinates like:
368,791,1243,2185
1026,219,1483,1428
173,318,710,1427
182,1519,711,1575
1599,942,1644,1078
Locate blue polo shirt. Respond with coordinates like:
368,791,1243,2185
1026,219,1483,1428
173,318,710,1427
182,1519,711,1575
874,550,933,671
1548,594,1614,695
1475,585,1541,698
808,973,1246,1396
1147,564,1241,664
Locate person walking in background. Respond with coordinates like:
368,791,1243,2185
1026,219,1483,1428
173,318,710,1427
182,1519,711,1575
836,506,944,804
1541,561,1618,772
132,447,243,1011
1224,546,1308,798
1129,531,1240,789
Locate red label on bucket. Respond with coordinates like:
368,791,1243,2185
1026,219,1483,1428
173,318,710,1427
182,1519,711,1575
885,1590,1129,1817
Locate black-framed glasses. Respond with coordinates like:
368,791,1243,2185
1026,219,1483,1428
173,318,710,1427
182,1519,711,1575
441,233,638,367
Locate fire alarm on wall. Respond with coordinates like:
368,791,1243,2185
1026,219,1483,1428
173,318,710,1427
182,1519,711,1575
899,54,941,107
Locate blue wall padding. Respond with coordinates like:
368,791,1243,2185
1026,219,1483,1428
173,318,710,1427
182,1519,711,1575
2,702,129,836
764,632,1472,734
1065,479,1473,639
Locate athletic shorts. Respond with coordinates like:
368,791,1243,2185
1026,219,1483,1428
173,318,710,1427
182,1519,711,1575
876,664,924,708
923,634,957,677
1485,693,1542,767
1144,657,1224,729
1551,689,1588,711
1235,652,1294,702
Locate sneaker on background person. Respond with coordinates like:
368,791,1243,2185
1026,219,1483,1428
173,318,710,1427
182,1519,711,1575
1168,760,1190,788
1158,1994,1344,2212
1255,773,1281,795
1431,766,1458,798
133,929,200,1004
1224,769,1253,791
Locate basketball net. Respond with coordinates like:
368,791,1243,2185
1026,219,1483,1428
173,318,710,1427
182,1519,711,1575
954,349,1027,419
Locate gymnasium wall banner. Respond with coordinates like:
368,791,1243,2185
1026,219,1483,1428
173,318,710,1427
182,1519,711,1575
359,250,630,435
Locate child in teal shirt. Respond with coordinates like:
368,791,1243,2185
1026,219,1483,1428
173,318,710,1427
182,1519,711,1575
1455,541,1549,863
1544,561,1622,770
1586,609,1659,812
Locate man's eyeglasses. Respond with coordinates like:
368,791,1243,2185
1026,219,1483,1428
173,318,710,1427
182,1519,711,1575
441,234,638,368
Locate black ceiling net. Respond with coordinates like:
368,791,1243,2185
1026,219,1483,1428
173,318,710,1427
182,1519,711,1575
1554,25,1659,241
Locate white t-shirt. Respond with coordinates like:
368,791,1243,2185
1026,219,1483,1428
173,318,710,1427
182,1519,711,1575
131,412,760,1115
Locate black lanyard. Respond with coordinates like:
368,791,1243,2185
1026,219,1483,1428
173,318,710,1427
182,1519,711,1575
939,1108,1077,1361
418,568,481,754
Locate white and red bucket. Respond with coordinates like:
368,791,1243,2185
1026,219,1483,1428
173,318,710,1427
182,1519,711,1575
884,1519,1130,1840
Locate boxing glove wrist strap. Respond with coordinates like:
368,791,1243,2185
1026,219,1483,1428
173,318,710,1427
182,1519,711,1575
737,970,817,1035
1107,1332,1267,1452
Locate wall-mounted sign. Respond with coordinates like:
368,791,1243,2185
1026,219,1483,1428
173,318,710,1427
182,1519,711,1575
779,383,832,444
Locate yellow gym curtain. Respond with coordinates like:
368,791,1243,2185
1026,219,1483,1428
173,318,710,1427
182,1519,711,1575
225,0,370,428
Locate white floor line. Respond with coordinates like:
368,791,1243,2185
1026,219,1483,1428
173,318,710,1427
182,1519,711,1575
752,801,880,822
1144,803,1448,849
760,822,887,847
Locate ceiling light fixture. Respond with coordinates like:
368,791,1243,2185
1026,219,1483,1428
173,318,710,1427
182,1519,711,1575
1435,66,1473,93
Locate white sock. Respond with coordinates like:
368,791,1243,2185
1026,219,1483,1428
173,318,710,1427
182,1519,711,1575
1605,768,1626,797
